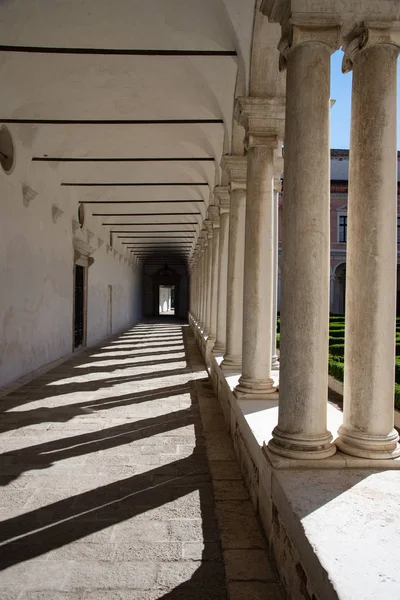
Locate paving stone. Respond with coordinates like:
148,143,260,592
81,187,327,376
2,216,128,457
21,593,84,600
227,582,284,600
113,540,183,561
156,560,226,590
0,562,36,591
215,502,267,550
25,560,74,591
182,541,222,560
168,518,219,542
223,549,276,582
45,541,116,561
65,561,157,591
111,519,170,542
213,480,250,501
208,460,243,481
0,591,25,600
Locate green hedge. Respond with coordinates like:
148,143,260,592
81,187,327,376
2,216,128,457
278,317,400,409
395,359,400,384
396,384,400,410
328,357,344,382
330,344,344,358
329,329,346,338
330,337,345,346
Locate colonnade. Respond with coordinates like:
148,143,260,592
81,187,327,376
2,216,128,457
190,16,400,461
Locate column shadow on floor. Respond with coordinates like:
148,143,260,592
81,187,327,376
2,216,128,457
0,325,227,598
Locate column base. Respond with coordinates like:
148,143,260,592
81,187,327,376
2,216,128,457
335,426,400,460
212,341,225,355
221,354,242,371
271,355,280,370
235,376,276,397
268,426,337,460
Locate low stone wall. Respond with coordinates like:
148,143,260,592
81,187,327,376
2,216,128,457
208,351,331,599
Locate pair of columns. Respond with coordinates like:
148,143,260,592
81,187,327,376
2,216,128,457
259,16,400,460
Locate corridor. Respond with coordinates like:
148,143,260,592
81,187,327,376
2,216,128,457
0,322,282,600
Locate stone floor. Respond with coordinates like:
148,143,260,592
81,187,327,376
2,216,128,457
0,321,283,600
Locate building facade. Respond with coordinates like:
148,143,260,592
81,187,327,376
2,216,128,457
277,150,400,314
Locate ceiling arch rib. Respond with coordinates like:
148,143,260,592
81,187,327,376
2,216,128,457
0,0,256,266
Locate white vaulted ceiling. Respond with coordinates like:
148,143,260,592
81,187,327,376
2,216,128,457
0,0,256,266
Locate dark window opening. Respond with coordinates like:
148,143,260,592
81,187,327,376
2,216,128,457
74,265,85,348
339,215,347,243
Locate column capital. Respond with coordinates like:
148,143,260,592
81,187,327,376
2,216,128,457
234,96,285,147
277,23,341,70
214,185,230,206
215,186,230,215
273,151,284,192
199,231,208,250
203,219,213,239
220,155,247,188
342,22,400,73
208,205,220,228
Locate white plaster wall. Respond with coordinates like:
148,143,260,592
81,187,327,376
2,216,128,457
0,126,142,388
87,249,142,347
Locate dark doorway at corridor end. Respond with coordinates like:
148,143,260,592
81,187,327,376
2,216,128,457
143,263,188,319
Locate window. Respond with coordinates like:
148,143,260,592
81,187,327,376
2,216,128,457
338,215,347,243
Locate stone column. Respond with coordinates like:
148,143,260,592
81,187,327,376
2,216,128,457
267,24,339,459
234,97,285,395
203,221,213,337
193,257,200,321
213,187,230,354
208,206,220,344
271,180,281,370
198,236,206,331
336,26,400,459
221,156,247,370
195,263,200,320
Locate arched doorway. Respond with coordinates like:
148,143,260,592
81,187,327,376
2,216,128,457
143,264,188,318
